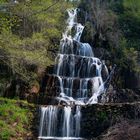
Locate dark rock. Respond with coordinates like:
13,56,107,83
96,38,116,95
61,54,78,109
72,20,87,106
27,93,39,104
98,120,140,140
105,89,140,103
81,102,140,138
125,71,140,89
3,79,28,100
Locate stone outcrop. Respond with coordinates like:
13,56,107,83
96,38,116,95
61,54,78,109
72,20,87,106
97,120,140,140
31,102,140,139
1,100,138,140
105,89,140,103
81,102,140,139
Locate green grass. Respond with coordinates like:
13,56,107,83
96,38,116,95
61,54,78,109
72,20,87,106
0,97,35,140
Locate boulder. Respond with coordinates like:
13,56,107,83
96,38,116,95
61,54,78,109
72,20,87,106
98,120,140,140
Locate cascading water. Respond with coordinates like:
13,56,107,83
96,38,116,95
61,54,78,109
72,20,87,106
39,8,110,140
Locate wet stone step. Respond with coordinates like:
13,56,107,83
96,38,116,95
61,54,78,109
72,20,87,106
56,53,101,64
46,86,92,98
60,39,93,57
46,74,102,87
54,55,101,78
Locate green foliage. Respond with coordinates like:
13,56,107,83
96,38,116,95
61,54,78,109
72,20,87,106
0,121,12,140
97,111,108,121
0,0,73,86
118,0,140,50
78,0,140,88
115,38,139,72
123,0,140,12
114,0,140,75
0,97,34,140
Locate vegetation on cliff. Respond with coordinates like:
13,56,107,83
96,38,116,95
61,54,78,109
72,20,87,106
0,0,140,140
0,0,139,99
79,0,140,88
0,0,73,97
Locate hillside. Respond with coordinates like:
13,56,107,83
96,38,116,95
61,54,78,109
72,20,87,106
0,0,140,140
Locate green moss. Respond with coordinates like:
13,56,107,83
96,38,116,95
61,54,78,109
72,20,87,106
97,111,108,121
0,127,12,140
0,97,35,140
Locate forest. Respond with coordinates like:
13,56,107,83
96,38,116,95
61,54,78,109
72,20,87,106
0,0,140,140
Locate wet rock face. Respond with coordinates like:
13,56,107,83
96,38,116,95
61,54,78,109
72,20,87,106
80,102,140,138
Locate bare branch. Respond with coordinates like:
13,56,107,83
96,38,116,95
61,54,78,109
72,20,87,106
28,0,60,17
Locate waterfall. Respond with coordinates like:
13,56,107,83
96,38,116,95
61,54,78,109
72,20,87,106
62,106,73,137
39,106,82,139
75,106,81,137
39,8,110,139
39,106,58,137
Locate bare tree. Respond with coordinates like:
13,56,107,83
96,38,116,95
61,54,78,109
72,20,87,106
91,0,121,48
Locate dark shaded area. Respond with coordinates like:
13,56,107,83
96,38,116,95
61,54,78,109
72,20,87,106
77,0,140,90
81,102,140,139
97,120,140,140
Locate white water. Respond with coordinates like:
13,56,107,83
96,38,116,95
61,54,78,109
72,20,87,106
39,106,82,138
38,137,83,140
54,8,108,105
39,8,110,139
63,106,73,137
75,106,81,137
39,106,58,137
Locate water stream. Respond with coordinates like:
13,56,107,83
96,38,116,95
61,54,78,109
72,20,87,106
39,8,109,140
